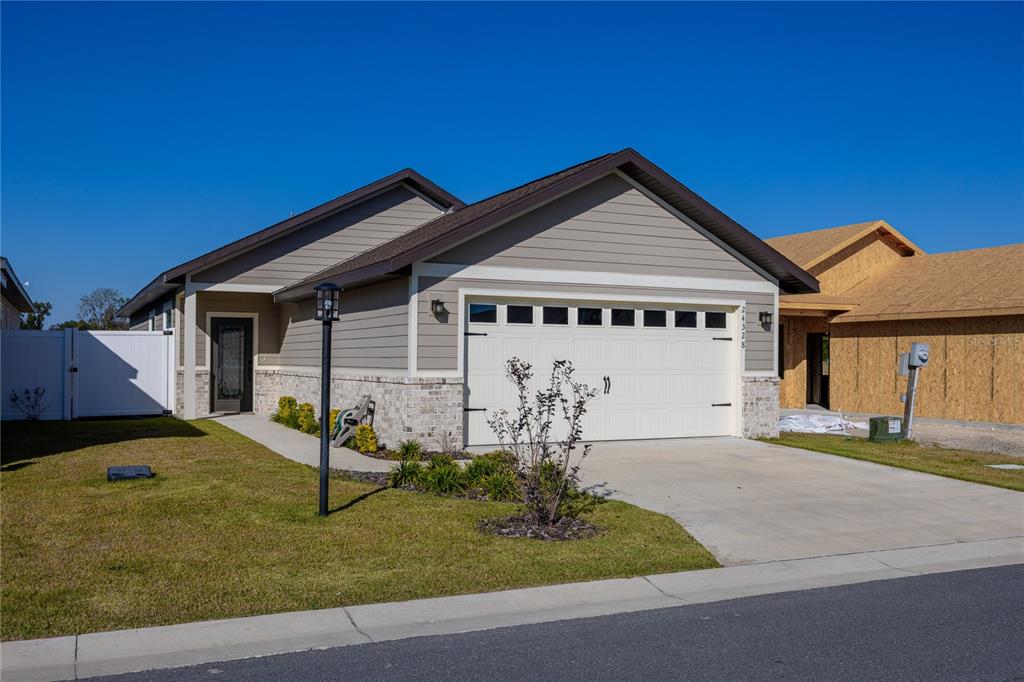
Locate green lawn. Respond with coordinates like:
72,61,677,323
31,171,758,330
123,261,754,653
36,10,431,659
762,432,1024,492
0,418,717,640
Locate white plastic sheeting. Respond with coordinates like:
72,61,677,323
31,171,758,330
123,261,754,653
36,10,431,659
777,413,868,434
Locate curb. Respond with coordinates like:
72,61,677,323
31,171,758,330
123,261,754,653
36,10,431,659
3,536,1022,681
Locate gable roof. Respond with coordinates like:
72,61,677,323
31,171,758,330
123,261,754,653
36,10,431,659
118,169,462,317
1,257,34,312
275,148,819,300
827,243,1024,323
766,220,924,271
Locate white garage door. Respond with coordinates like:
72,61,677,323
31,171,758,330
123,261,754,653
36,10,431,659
465,300,737,445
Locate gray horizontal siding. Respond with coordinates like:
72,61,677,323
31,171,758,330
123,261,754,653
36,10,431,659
195,292,283,366
279,277,409,371
429,174,764,281
193,187,441,287
418,276,775,372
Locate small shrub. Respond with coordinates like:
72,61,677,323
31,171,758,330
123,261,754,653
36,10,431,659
387,460,423,488
428,453,455,467
465,453,509,486
354,424,378,453
273,396,298,428
485,358,598,526
482,470,521,502
422,460,467,496
396,439,425,461
434,431,459,457
296,403,319,434
343,436,357,450
9,387,48,420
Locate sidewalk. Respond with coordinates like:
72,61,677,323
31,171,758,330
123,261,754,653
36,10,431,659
213,413,392,473
4,536,1021,681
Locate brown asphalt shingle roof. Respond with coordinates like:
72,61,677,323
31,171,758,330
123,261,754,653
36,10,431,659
275,152,615,297
275,149,819,299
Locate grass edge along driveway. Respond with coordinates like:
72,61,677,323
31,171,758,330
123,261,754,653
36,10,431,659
762,432,1023,492
0,418,718,641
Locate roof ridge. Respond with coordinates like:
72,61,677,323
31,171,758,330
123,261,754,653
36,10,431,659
454,150,617,211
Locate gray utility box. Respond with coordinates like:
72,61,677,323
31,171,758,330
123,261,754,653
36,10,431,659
869,416,903,442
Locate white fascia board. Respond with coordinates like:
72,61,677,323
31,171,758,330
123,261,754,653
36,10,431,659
417,262,778,295
186,282,278,295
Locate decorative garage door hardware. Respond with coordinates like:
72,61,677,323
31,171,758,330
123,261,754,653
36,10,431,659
464,407,487,412
603,376,611,394
465,331,488,336
713,337,733,341
712,403,733,407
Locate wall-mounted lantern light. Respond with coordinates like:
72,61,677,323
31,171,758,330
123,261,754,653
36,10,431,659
430,299,446,318
759,310,773,329
313,282,341,517
315,283,341,322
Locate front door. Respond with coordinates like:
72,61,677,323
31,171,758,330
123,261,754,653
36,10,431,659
806,332,830,409
210,317,253,413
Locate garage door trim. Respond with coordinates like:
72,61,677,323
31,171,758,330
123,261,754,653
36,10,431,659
459,288,746,444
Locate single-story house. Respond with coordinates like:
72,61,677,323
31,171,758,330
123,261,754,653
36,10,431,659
1,257,34,330
767,220,1023,424
119,149,818,446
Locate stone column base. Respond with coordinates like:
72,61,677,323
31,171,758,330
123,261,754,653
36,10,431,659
742,376,780,438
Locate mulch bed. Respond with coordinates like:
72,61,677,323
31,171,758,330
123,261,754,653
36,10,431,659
334,470,389,486
477,515,601,541
359,449,473,461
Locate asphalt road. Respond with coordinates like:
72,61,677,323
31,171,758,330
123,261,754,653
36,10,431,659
98,565,1024,681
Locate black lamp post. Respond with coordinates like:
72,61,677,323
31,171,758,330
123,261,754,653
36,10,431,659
314,282,341,516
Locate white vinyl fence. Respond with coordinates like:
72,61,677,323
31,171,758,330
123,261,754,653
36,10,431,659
1,329,175,420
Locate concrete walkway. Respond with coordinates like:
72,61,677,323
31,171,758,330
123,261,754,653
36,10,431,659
4,537,1021,681
213,414,391,473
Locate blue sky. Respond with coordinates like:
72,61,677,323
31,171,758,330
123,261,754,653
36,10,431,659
2,2,1022,323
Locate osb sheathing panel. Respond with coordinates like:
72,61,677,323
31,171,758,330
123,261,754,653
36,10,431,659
809,233,908,296
779,315,829,408
830,315,1024,424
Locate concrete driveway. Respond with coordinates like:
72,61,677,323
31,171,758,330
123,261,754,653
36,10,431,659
582,438,1024,566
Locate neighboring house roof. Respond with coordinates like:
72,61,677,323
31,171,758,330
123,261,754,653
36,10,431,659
119,169,463,317
766,220,924,270
0,257,34,312
827,243,1024,323
275,148,819,300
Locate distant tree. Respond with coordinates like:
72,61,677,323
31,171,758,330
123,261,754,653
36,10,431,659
50,319,94,330
20,301,52,330
79,288,128,330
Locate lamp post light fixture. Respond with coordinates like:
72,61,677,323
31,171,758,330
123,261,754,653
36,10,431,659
759,310,774,330
430,298,446,318
314,282,341,517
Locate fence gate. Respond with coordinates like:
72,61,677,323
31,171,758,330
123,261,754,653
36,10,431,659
1,329,175,420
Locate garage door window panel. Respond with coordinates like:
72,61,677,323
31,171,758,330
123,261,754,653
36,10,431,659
643,310,667,328
675,310,697,329
469,303,498,324
577,307,603,326
705,311,728,329
611,308,636,327
506,305,534,325
543,306,569,325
